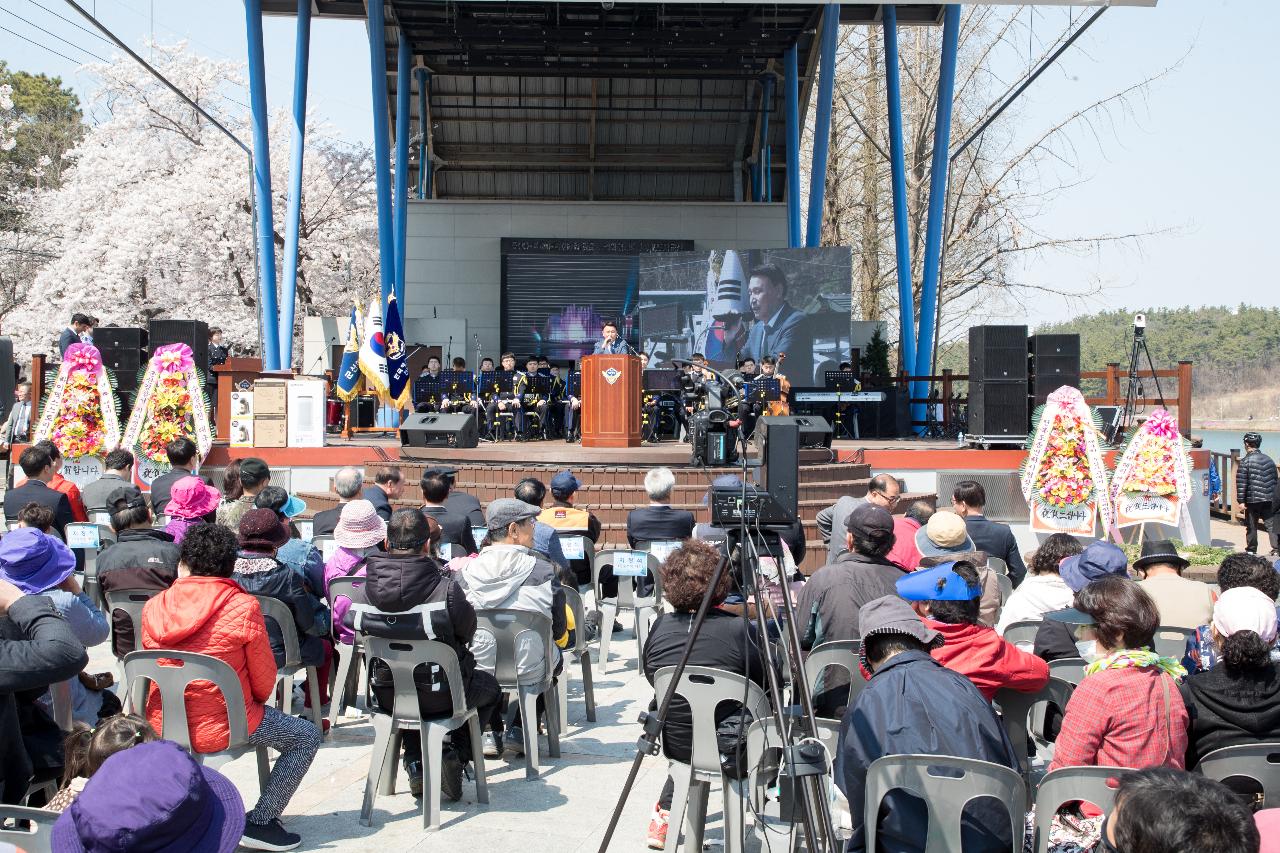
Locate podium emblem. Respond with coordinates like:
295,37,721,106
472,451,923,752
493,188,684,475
601,367,622,385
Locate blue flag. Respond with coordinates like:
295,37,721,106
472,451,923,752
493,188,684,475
384,294,412,410
335,303,363,402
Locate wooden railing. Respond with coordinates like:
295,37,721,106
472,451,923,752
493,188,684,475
900,360,1194,435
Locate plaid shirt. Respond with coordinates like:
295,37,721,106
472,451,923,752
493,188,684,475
1050,665,1188,772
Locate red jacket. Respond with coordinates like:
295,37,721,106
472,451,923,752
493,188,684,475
50,473,89,523
887,517,923,572
141,575,276,752
925,617,1049,700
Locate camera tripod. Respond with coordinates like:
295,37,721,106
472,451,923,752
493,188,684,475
596,364,841,853
1105,317,1166,445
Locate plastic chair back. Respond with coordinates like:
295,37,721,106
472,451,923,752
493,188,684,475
652,665,769,777
1047,657,1087,685
1151,625,1196,659
49,678,75,731
802,639,864,714
360,634,470,724
1196,742,1280,807
986,557,1008,576
995,573,1013,607
554,532,595,574
995,677,1075,773
473,608,556,693
312,534,338,562
863,754,1026,853
0,804,56,853
1001,620,1042,649
562,586,590,658
252,595,303,670
121,650,251,750
103,588,158,661
593,548,662,609
1031,766,1124,852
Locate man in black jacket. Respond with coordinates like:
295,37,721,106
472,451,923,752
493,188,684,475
952,479,1027,586
1237,432,1278,556
426,465,485,528
344,509,499,801
145,438,209,517
419,471,478,558
0,578,89,803
97,487,180,657
311,466,364,538
627,467,695,547
361,466,403,522
4,447,73,535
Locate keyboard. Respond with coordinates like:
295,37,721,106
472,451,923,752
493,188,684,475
793,391,887,403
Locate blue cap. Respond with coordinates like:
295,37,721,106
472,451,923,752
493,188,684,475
1060,541,1129,592
896,562,982,602
550,469,582,495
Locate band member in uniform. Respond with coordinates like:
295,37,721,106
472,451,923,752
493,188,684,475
562,361,581,443
484,352,521,439
414,356,444,413
438,357,475,416
593,320,629,355
515,356,548,438
546,362,568,438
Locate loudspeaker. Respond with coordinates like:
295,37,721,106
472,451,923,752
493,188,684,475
1028,334,1080,359
400,412,479,449
969,325,1029,381
755,417,799,520
149,319,210,378
756,414,832,449
353,396,377,428
1028,333,1081,405
968,381,1028,437
94,327,148,395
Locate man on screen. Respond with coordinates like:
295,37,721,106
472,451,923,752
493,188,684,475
744,264,814,385
593,320,629,355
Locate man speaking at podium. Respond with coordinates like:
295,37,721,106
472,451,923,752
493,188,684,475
593,320,629,355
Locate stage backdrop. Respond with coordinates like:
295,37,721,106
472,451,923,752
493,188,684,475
500,237,693,365
637,247,854,386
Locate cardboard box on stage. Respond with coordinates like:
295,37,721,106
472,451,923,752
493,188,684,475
253,380,288,416
253,416,287,448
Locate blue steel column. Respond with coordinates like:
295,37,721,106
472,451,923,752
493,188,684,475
882,5,915,381
393,34,411,307
279,0,311,368
415,67,430,199
366,2,395,309
243,0,280,370
911,4,961,430
805,3,839,248
760,74,773,203
783,44,801,248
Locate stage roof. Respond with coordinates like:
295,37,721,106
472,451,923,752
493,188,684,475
263,1,1156,202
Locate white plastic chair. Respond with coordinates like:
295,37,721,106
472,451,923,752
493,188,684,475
995,677,1075,776
326,575,367,730
802,639,864,718
252,595,325,734
0,804,56,853
592,548,662,673
557,586,596,726
1196,742,1280,807
1031,766,1124,853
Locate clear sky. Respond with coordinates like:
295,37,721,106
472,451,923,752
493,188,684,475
3,0,1277,330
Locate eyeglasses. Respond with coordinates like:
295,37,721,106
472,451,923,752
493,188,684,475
870,491,901,507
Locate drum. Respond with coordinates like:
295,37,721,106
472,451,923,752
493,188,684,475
325,399,343,428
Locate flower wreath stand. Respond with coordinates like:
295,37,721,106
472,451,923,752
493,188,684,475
1021,385,1116,539
32,343,122,487
122,343,214,487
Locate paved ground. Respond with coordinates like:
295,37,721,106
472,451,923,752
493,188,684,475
87,621,697,853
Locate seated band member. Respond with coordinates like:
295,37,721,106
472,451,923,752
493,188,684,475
439,357,474,417
470,356,496,434
484,352,521,438
415,356,445,413
546,362,568,438
515,356,548,439
562,362,582,443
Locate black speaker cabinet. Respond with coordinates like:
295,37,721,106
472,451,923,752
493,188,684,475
94,327,148,394
968,380,1028,437
353,396,377,428
969,325,1029,382
400,412,479,449
757,414,832,449
755,417,799,520
149,319,210,378
1028,334,1080,359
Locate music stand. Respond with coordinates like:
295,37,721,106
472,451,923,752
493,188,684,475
525,374,551,397
443,370,475,397
745,377,782,403
567,371,581,399
642,369,682,393
823,371,862,441
823,371,860,392
413,374,443,407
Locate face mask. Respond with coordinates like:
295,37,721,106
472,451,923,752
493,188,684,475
1075,639,1100,662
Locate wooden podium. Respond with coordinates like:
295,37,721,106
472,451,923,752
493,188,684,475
581,353,642,448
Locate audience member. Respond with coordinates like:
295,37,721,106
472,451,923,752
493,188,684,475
35,440,89,523
324,500,386,647
58,313,94,356
4,445,73,533
626,467,696,546
164,475,222,545
457,498,566,756
886,500,932,572
97,486,180,657
220,459,244,502
424,464,485,527
1135,539,1215,630
1047,577,1189,773
362,465,404,522
419,470,479,559
0,577,87,804
254,486,324,594
0,381,32,450
1181,586,1280,768
50,739,247,852
1237,431,1278,556
345,509,500,801
835,595,1019,853
0,527,111,725
146,436,206,517
795,504,905,717
897,560,1049,700
1034,540,1131,662
141,523,320,851
913,510,1001,626
512,477,569,568
80,448,134,512
47,713,157,812
17,501,54,532
641,540,768,850
815,473,902,564
312,466,364,538
951,480,1027,585
1105,768,1260,853
995,532,1082,637
217,457,270,530
538,469,601,587
1185,552,1280,673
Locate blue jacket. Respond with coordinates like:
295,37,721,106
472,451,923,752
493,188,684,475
533,520,567,569
835,650,1018,853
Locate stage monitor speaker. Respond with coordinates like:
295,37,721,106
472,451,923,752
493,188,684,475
969,325,1029,382
755,417,800,520
94,327,148,395
149,319,210,378
353,395,377,428
0,338,13,425
757,414,832,449
400,412,479,449
968,380,1028,438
